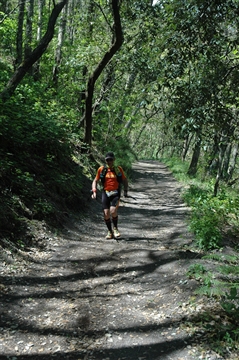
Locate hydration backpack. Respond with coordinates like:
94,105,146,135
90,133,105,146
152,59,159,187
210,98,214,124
100,165,123,185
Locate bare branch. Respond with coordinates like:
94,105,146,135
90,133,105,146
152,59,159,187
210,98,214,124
0,0,68,101
0,3,20,24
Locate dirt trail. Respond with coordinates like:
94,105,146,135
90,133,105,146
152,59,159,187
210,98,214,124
0,161,217,360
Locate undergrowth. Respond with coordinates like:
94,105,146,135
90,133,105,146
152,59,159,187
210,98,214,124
187,256,239,357
0,91,135,250
162,156,239,250
0,95,88,248
162,156,239,356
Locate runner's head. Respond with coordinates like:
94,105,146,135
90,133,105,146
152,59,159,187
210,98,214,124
105,151,115,167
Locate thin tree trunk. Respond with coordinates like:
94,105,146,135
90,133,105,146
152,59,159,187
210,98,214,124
227,143,238,182
15,0,25,69
86,0,94,40
33,0,45,79
0,0,68,102
125,102,141,138
181,133,193,161
76,0,94,122
222,142,232,181
25,0,34,61
133,122,147,148
213,132,228,195
132,106,161,147
82,0,123,147
52,2,68,85
77,65,88,117
37,0,45,42
0,0,11,12
187,130,202,176
118,71,137,124
214,145,224,196
91,62,115,116
66,0,76,45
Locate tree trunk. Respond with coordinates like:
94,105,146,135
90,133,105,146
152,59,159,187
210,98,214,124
86,0,94,40
125,102,141,138
206,133,219,176
52,2,68,85
133,122,147,148
15,0,25,69
76,0,94,123
25,0,34,61
33,0,45,79
181,133,193,161
0,0,68,102
119,71,137,124
227,143,238,182
82,0,123,147
91,62,115,117
187,130,202,176
66,0,76,45
36,0,45,42
77,65,88,118
213,142,225,196
0,0,11,12
222,142,232,181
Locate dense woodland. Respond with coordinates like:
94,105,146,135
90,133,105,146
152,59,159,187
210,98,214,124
0,0,239,246
1,1,239,355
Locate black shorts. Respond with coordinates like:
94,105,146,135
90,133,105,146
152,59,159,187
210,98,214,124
102,190,120,210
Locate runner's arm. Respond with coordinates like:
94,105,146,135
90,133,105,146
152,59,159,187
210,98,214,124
91,178,98,199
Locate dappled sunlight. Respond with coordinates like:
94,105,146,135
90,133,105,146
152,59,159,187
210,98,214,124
1,161,224,360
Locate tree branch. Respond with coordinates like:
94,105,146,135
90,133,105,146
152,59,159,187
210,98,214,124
0,0,67,102
82,0,123,146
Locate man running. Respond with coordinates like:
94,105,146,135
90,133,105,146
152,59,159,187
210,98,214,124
91,152,128,239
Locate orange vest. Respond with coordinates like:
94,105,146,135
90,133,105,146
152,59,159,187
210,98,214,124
95,166,126,191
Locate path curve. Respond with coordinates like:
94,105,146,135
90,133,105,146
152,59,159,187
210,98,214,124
1,161,207,360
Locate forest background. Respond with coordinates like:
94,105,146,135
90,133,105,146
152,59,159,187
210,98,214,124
1,0,239,354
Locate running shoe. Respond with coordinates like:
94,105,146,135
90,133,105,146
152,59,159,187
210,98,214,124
105,231,113,239
113,227,121,238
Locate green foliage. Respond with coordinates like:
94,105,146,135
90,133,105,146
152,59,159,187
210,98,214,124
187,186,239,250
92,136,136,178
162,156,190,180
105,137,136,175
221,287,239,316
0,60,12,84
167,154,239,354
163,155,239,250
0,93,85,244
0,1,239,355
190,205,222,250
203,253,239,264
187,264,225,297
187,306,239,357
187,263,207,280
187,254,239,355
0,11,16,55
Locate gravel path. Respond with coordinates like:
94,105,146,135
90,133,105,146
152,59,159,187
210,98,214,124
0,161,222,360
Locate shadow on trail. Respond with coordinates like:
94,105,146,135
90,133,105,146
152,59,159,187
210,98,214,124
1,161,216,360
0,247,201,290
0,304,231,360
0,246,203,359
0,307,189,338
0,337,192,360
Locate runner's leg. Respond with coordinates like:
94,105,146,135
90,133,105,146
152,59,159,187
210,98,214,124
111,193,121,237
110,193,120,220
102,191,113,235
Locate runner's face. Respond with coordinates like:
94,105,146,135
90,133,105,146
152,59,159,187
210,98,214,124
106,158,114,167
